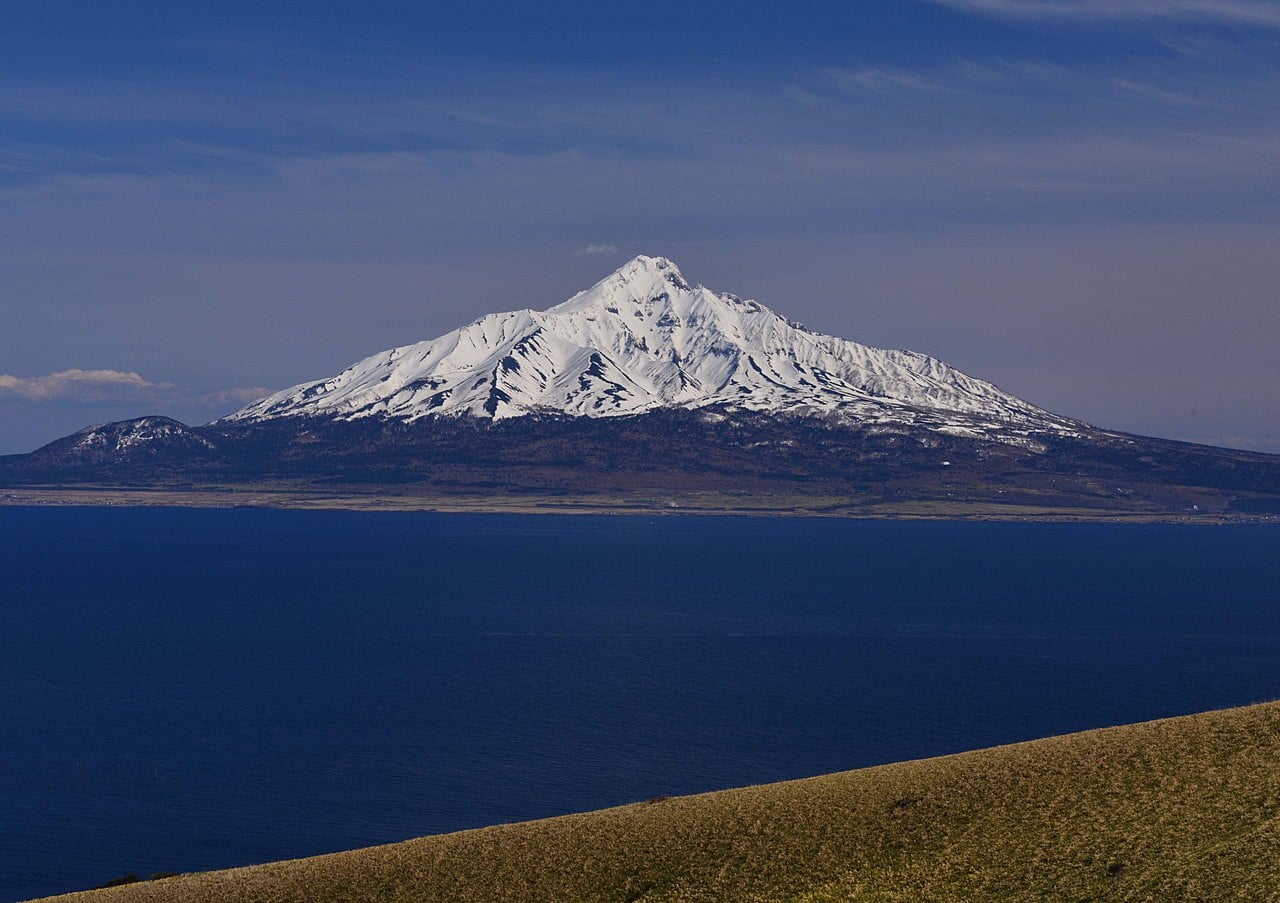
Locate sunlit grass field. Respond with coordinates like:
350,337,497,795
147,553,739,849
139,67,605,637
34,700,1280,902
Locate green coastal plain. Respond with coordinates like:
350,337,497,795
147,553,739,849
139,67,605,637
33,700,1280,902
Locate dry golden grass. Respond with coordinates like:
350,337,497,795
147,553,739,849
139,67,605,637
32,701,1280,902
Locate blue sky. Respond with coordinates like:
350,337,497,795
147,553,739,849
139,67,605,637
3,1,1280,453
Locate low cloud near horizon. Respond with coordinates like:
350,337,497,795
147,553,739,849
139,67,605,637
0,369,174,403
0,370,271,453
0,368,268,407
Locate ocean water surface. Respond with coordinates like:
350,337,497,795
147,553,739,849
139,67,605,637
2,507,1278,900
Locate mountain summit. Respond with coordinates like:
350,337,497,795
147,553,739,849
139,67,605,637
225,255,1078,443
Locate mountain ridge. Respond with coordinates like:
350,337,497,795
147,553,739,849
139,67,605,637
223,255,1082,445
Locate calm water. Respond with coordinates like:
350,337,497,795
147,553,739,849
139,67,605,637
2,508,1278,900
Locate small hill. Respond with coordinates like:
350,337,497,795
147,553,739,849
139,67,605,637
31,700,1280,902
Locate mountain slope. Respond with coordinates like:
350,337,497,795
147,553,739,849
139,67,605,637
225,255,1081,444
31,700,1280,902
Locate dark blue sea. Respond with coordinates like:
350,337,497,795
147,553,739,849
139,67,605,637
2,508,1278,901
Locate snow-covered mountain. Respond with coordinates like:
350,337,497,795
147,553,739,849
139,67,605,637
225,255,1080,441
10,255,1276,516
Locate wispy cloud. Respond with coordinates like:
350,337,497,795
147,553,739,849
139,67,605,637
573,243,620,256
0,369,174,402
197,386,271,407
823,68,956,95
4,51,1278,256
929,0,1280,27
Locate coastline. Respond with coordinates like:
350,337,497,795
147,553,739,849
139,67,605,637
1,486,1273,523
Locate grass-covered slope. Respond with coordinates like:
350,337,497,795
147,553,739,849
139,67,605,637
33,701,1280,902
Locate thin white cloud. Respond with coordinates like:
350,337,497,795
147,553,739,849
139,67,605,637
197,386,271,407
823,68,956,95
0,370,269,409
929,0,1280,26
0,369,175,402
573,243,620,256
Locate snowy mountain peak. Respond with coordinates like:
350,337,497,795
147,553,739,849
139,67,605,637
552,254,691,314
225,256,1081,442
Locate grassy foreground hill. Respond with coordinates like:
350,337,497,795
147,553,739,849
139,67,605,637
33,701,1280,903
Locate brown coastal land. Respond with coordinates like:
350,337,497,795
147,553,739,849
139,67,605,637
31,700,1280,903
4,405,1280,523
1,484,1276,522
